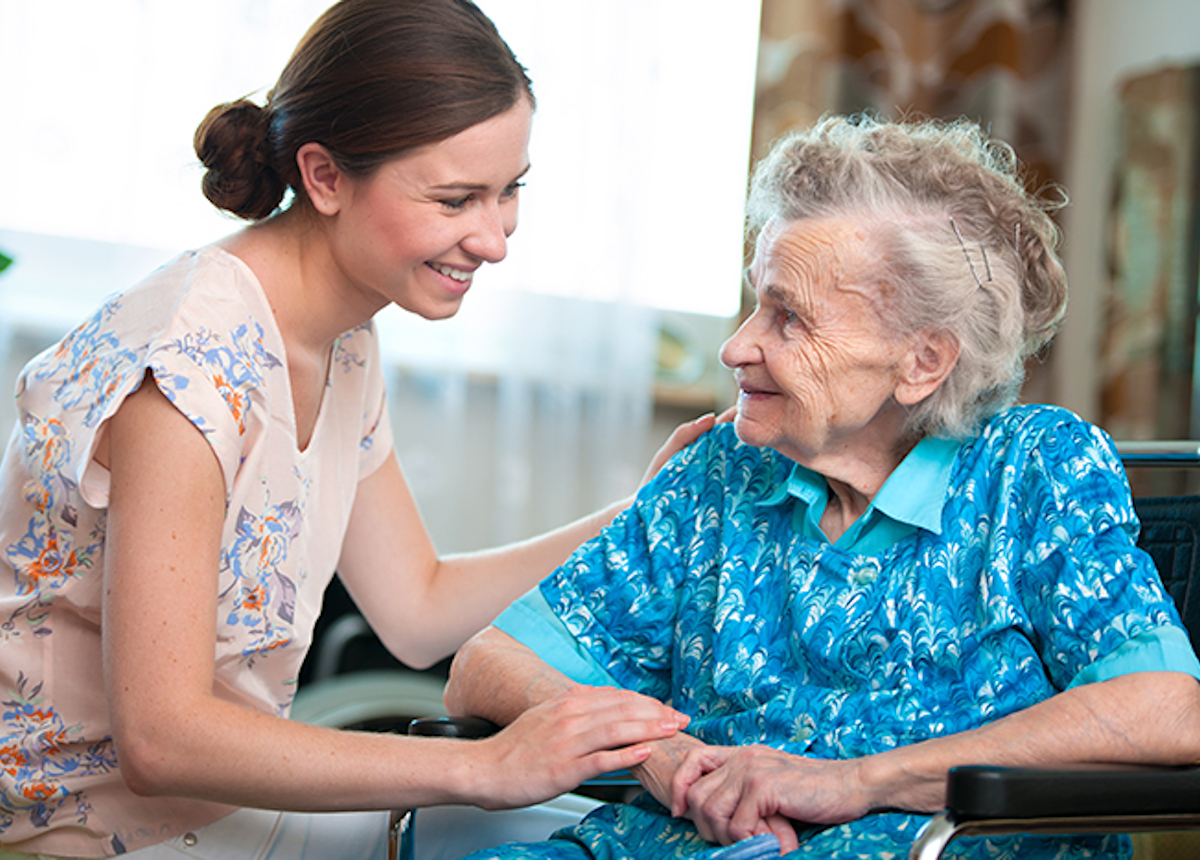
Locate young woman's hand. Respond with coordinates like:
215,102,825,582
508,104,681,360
640,407,734,487
470,686,689,810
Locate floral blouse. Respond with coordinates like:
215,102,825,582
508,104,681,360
0,247,392,855
487,408,1200,860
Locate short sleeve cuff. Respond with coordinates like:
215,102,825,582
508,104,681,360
493,588,620,688
1068,625,1200,688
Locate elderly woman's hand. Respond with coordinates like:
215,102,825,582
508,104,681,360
671,744,875,851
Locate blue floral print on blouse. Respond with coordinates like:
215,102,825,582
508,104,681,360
472,405,1198,860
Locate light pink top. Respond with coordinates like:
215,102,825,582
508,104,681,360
0,247,393,855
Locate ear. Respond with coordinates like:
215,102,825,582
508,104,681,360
295,142,346,216
895,330,960,407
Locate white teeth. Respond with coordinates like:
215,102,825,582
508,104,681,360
430,263,472,283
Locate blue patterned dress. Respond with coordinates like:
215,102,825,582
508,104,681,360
485,406,1200,860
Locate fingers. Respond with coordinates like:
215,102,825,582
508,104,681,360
714,405,737,424
674,412,717,441
640,413,717,486
766,814,801,853
678,747,800,848
509,688,687,785
580,743,654,776
542,687,687,746
476,688,689,810
670,744,730,817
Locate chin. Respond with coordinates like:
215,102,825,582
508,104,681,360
732,413,765,447
411,297,466,321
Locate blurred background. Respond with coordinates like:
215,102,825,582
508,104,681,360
3,0,1200,687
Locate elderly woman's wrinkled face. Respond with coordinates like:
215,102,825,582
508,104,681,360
720,217,912,467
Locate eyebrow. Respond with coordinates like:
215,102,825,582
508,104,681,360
762,283,798,306
429,164,531,193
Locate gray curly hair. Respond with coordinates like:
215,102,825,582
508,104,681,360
747,114,1068,440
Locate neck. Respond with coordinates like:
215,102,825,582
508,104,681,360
219,207,381,361
798,421,919,543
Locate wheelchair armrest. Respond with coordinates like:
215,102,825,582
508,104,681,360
407,715,500,739
947,763,1200,820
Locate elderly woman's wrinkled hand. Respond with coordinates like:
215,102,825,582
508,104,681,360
671,744,873,852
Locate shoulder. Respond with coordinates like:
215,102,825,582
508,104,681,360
956,404,1133,529
962,404,1120,473
639,421,794,514
141,249,283,382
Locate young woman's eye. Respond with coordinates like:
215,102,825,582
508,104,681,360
501,181,525,200
441,195,473,211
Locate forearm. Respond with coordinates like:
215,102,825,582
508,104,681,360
445,626,578,724
342,463,629,670
118,677,687,814
424,498,628,647
858,671,1200,813
114,692,488,811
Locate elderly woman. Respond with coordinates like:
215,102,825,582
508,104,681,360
444,115,1200,859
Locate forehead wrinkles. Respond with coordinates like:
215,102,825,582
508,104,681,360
756,219,877,305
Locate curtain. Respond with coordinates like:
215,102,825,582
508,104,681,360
752,0,1073,401
1098,66,1200,496
375,293,659,553
0,1,760,556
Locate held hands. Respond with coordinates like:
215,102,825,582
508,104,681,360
472,686,689,810
669,745,873,853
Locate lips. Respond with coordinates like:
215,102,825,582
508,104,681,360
736,376,778,398
427,262,475,284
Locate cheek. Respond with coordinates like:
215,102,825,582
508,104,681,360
771,342,838,407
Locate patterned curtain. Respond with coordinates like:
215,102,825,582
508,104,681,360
753,0,1073,401
1100,67,1200,445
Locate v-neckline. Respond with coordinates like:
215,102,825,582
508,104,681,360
208,246,334,456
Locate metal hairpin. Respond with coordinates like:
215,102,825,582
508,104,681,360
949,216,991,288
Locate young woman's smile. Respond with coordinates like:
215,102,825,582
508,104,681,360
325,95,533,321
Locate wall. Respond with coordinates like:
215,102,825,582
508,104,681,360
1058,0,1200,423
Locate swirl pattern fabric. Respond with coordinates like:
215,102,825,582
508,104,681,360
473,406,1192,859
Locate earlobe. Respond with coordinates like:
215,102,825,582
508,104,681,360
296,142,344,216
896,331,960,406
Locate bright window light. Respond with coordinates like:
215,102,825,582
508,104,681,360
0,1,758,317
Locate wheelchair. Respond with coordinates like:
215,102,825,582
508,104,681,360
302,442,1200,860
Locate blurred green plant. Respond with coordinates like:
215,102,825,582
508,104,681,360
0,250,11,274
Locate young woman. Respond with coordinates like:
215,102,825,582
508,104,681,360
0,1,701,856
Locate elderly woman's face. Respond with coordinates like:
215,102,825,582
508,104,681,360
719,217,912,466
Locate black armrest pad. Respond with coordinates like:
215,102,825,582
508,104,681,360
407,716,500,739
948,764,1200,820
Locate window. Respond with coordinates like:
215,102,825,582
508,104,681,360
0,0,759,317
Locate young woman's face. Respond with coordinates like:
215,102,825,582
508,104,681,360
328,96,533,320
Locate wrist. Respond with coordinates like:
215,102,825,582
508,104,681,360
854,747,943,815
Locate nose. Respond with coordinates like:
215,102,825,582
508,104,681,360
462,201,514,264
719,313,763,370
